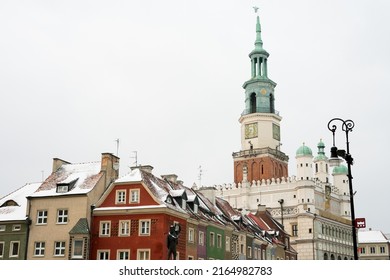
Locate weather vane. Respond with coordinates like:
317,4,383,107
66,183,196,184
253,6,259,14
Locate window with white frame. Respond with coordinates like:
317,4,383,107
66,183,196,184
72,239,84,259
217,234,222,248
117,250,130,260
119,220,130,236
199,231,204,246
225,236,230,252
34,242,45,257
194,203,198,214
139,220,150,236
137,249,150,260
9,241,20,258
54,241,66,257
12,224,21,231
37,210,48,224
57,209,68,224
130,189,140,203
247,246,252,258
181,199,186,209
370,247,376,254
0,225,5,231
98,250,110,260
116,190,126,204
100,221,111,237
361,247,366,254
188,228,195,243
0,242,4,258
380,246,386,254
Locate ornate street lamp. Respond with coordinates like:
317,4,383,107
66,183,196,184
327,118,358,260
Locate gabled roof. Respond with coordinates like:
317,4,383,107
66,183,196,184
29,162,103,198
69,218,89,234
0,182,41,221
358,229,390,243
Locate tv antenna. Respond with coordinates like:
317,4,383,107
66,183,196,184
130,151,138,167
114,138,120,157
198,165,203,187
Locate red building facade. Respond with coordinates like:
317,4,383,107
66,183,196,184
90,172,188,260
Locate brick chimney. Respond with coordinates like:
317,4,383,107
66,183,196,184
130,165,153,174
161,174,178,184
101,153,120,187
256,204,267,214
52,158,71,172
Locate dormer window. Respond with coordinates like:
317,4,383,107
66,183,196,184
56,179,78,193
0,200,19,207
56,184,69,193
194,203,198,214
166,196,173,204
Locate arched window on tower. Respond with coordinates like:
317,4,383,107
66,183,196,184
250,93,256,113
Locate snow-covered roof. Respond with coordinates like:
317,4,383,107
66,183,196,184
358,230,390,243
29,162,102,197
0,182,41,221
115,168,142,183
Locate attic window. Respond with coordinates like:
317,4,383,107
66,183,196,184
56,179,78,193
1,200,19,207
194,203,198,214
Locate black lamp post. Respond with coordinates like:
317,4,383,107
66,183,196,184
327,118,358,260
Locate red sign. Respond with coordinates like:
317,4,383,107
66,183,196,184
355,218,366,228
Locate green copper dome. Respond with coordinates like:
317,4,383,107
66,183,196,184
332,164,348,175
296,143,313,157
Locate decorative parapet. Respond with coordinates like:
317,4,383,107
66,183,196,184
270,207,298,217
232,147,289,162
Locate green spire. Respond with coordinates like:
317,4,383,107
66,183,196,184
254,16,264,50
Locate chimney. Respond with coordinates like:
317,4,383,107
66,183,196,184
161,174,178,184
101,153,120,187
256,204,267,214
130,165,153,174
198,186,216,205
52,158,71,172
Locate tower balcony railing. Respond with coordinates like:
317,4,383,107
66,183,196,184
232,147,289,161
241,107,279,116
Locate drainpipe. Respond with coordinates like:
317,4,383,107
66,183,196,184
278,199,284,228
24,197,32,260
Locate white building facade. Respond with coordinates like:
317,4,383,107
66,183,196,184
214,11,354,260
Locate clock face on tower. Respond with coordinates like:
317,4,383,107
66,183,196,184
245,123,258,139
272,123,280,141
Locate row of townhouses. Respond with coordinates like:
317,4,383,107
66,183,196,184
0,153,297,260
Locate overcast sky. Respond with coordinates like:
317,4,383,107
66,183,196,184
1,0,389,233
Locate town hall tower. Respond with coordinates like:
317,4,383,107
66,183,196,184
233,12,289,184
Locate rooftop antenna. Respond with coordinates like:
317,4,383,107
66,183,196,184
198,165,203,187
114,138,120,157
130,151,138,167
